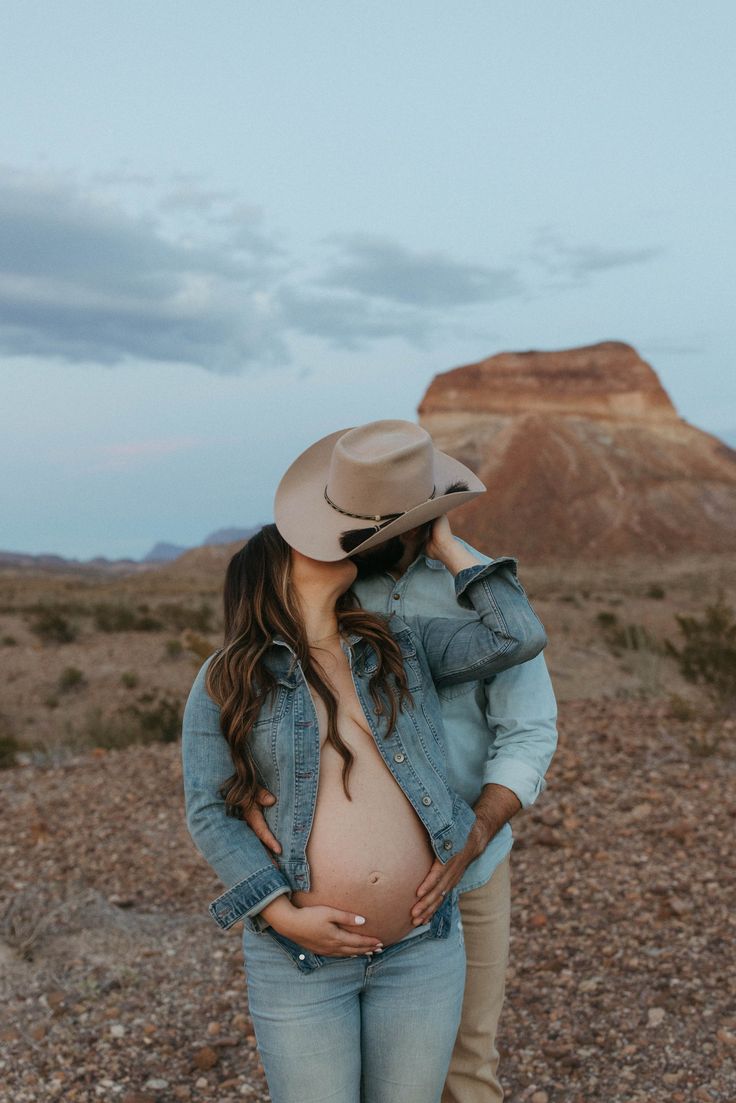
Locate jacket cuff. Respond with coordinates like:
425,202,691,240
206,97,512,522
482,757,548,809
454,557,520,607
208,865,291,931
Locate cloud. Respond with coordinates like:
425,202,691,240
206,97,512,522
531,228,665,283
0,168,523,364
0,165,287,371
279,285,434,350
315,233,523,308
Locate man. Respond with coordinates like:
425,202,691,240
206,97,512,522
350,520,557,1103
247,420,558,1102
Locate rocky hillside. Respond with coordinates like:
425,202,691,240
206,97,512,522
419,341,736,561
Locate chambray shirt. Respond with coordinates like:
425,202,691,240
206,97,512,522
352,538,558,893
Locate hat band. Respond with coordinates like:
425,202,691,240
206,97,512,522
323,485,436,525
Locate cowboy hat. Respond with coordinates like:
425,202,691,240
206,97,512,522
274,419,485,561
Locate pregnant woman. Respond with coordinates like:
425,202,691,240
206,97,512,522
181,421,547,1103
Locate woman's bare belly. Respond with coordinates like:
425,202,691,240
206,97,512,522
290,660,435,947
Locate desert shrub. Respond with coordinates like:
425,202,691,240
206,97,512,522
44,695,60,710
165,638,184,659
597,611,662,657
157,600,214,633
0,715,21,768
183,631,216,662
665,594,736,716
668,694,697,722
131,695,181,743
29,606,78,644
92,602,163,633
2,635,17,646
646,584,666,600
58,666,85,692
120,671,139,689
83,694,182,749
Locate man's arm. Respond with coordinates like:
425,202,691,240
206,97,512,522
411,537,557,924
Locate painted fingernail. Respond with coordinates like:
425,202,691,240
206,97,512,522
354,916,366,925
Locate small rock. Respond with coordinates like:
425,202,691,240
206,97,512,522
193,1046,219,1070
143,1079,169,1091
530,912,548,928
531,1092,549,1103
647,1007,666,1027
110,1023,125,1038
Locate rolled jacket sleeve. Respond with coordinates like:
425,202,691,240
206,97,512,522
411,558,548,689
181,658,291,930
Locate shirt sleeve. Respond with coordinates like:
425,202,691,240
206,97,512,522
481,651,558,808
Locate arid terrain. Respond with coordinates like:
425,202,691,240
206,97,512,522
1,546,735,1103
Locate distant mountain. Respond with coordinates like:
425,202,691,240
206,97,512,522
202,526,259,546
0,526,263,573
142,542,190,563
141,526,259,563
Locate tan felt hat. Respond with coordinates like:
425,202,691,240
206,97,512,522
274,419,486,561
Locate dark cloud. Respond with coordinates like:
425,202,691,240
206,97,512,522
531,228,665,282
0,166,286,370
279,285,433,350
316,233,523,308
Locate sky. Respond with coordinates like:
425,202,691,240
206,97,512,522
1,0,735,559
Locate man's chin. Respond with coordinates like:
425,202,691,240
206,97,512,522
351,536,406,578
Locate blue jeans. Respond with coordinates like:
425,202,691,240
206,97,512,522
242,905,466,1103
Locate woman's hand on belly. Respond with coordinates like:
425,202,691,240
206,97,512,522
259,896,384,957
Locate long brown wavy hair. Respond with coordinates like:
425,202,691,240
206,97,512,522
205,524,413,819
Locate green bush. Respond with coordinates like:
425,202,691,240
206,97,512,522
120,671,139,689
58,666,85,692
157,600,214,633
29,607,78,644
0,715,21,768
83,694,182,749
665,594,736,715
92,602,163,633
596,611,618,629
646,584,666,600
165,638,184,659
1,635,17,646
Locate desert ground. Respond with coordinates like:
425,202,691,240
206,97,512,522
1,546,734,1102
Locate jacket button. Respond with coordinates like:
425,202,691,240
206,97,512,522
298,953,306,961
443,840,453,851
393,593,401,601
421,796,432,806
393,752,406,763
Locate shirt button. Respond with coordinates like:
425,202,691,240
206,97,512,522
393,752,406,763
298,953,306,961
443,840,453,851
421,796,432,806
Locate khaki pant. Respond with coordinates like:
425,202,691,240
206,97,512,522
442,852,512,1103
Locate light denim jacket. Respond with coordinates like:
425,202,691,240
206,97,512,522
181,558,547,952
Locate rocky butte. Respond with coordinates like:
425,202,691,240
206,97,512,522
418,341,736,561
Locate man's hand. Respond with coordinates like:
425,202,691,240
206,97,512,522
411,783,522,925
244,787,282,855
